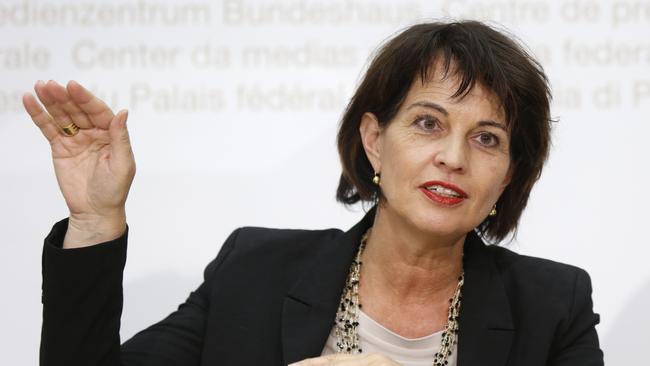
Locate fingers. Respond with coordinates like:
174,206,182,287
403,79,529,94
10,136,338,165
290,354,364,365
108,109,135,170
67,80,115,129
34,80,80,131
25,79,123,144
289,356,332,365
289,353,400,366
45,80,94,129
27,78,117,137
22,92,60,142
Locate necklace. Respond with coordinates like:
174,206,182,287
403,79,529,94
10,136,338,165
334,228,465,366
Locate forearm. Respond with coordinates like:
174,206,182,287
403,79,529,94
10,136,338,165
41,218,128,366
548,269,604,366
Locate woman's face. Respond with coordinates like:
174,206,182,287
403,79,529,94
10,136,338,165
361,69,512,239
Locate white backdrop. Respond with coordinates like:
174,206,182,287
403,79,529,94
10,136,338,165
1,0,649,364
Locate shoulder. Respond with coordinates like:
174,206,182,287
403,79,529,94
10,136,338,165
485,244,592,291
482,246,602,362
226,226,344,259
202,226,345,279
484,244,596,326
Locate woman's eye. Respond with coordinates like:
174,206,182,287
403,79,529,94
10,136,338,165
413,116,440,132
475,133,500,147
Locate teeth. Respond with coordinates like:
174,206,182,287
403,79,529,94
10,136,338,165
427,185,461,197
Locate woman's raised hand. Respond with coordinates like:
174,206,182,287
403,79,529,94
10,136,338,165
23,80,135,248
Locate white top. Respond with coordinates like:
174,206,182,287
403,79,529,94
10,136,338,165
321,310,458,366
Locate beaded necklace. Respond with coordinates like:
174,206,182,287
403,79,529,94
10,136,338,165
334,228,465,366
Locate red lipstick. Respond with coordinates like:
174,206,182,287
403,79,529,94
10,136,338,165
419,180,468,206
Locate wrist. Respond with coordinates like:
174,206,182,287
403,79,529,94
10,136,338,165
64,210,127,249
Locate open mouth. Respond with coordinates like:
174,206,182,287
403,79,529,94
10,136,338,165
425,185,463,198
420,181,467,206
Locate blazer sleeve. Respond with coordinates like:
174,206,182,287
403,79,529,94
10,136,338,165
548,268,604,366
40,217,241,366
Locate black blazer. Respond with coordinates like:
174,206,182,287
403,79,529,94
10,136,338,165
40,207,604,366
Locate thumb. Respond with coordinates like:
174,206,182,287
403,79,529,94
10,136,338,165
109,109,133,164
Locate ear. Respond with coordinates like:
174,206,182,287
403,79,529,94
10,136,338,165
499,164,513,194
359,112,383,173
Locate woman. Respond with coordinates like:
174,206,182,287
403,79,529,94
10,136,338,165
26,21,603,365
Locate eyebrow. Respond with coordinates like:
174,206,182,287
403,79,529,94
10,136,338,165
477,120,508,132
407,101,508,132
407,101,448,116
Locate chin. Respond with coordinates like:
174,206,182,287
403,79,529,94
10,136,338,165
411,213,469,239
383,198,472,238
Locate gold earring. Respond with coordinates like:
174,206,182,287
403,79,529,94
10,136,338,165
372,172,381,185
489,205,497,217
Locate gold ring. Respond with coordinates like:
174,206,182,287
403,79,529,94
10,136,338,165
61,122,80,136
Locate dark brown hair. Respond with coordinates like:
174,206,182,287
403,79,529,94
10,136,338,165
336,20,552,242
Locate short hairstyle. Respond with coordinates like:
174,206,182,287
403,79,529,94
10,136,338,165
336,20,552,242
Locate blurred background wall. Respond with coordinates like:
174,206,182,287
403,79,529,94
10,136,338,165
1,0,649,364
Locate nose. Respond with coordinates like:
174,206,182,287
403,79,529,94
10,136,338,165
433,136,468,173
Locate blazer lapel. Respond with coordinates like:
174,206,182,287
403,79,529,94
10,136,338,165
281,207,376,365
457,231,515,366
281,207,515,366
